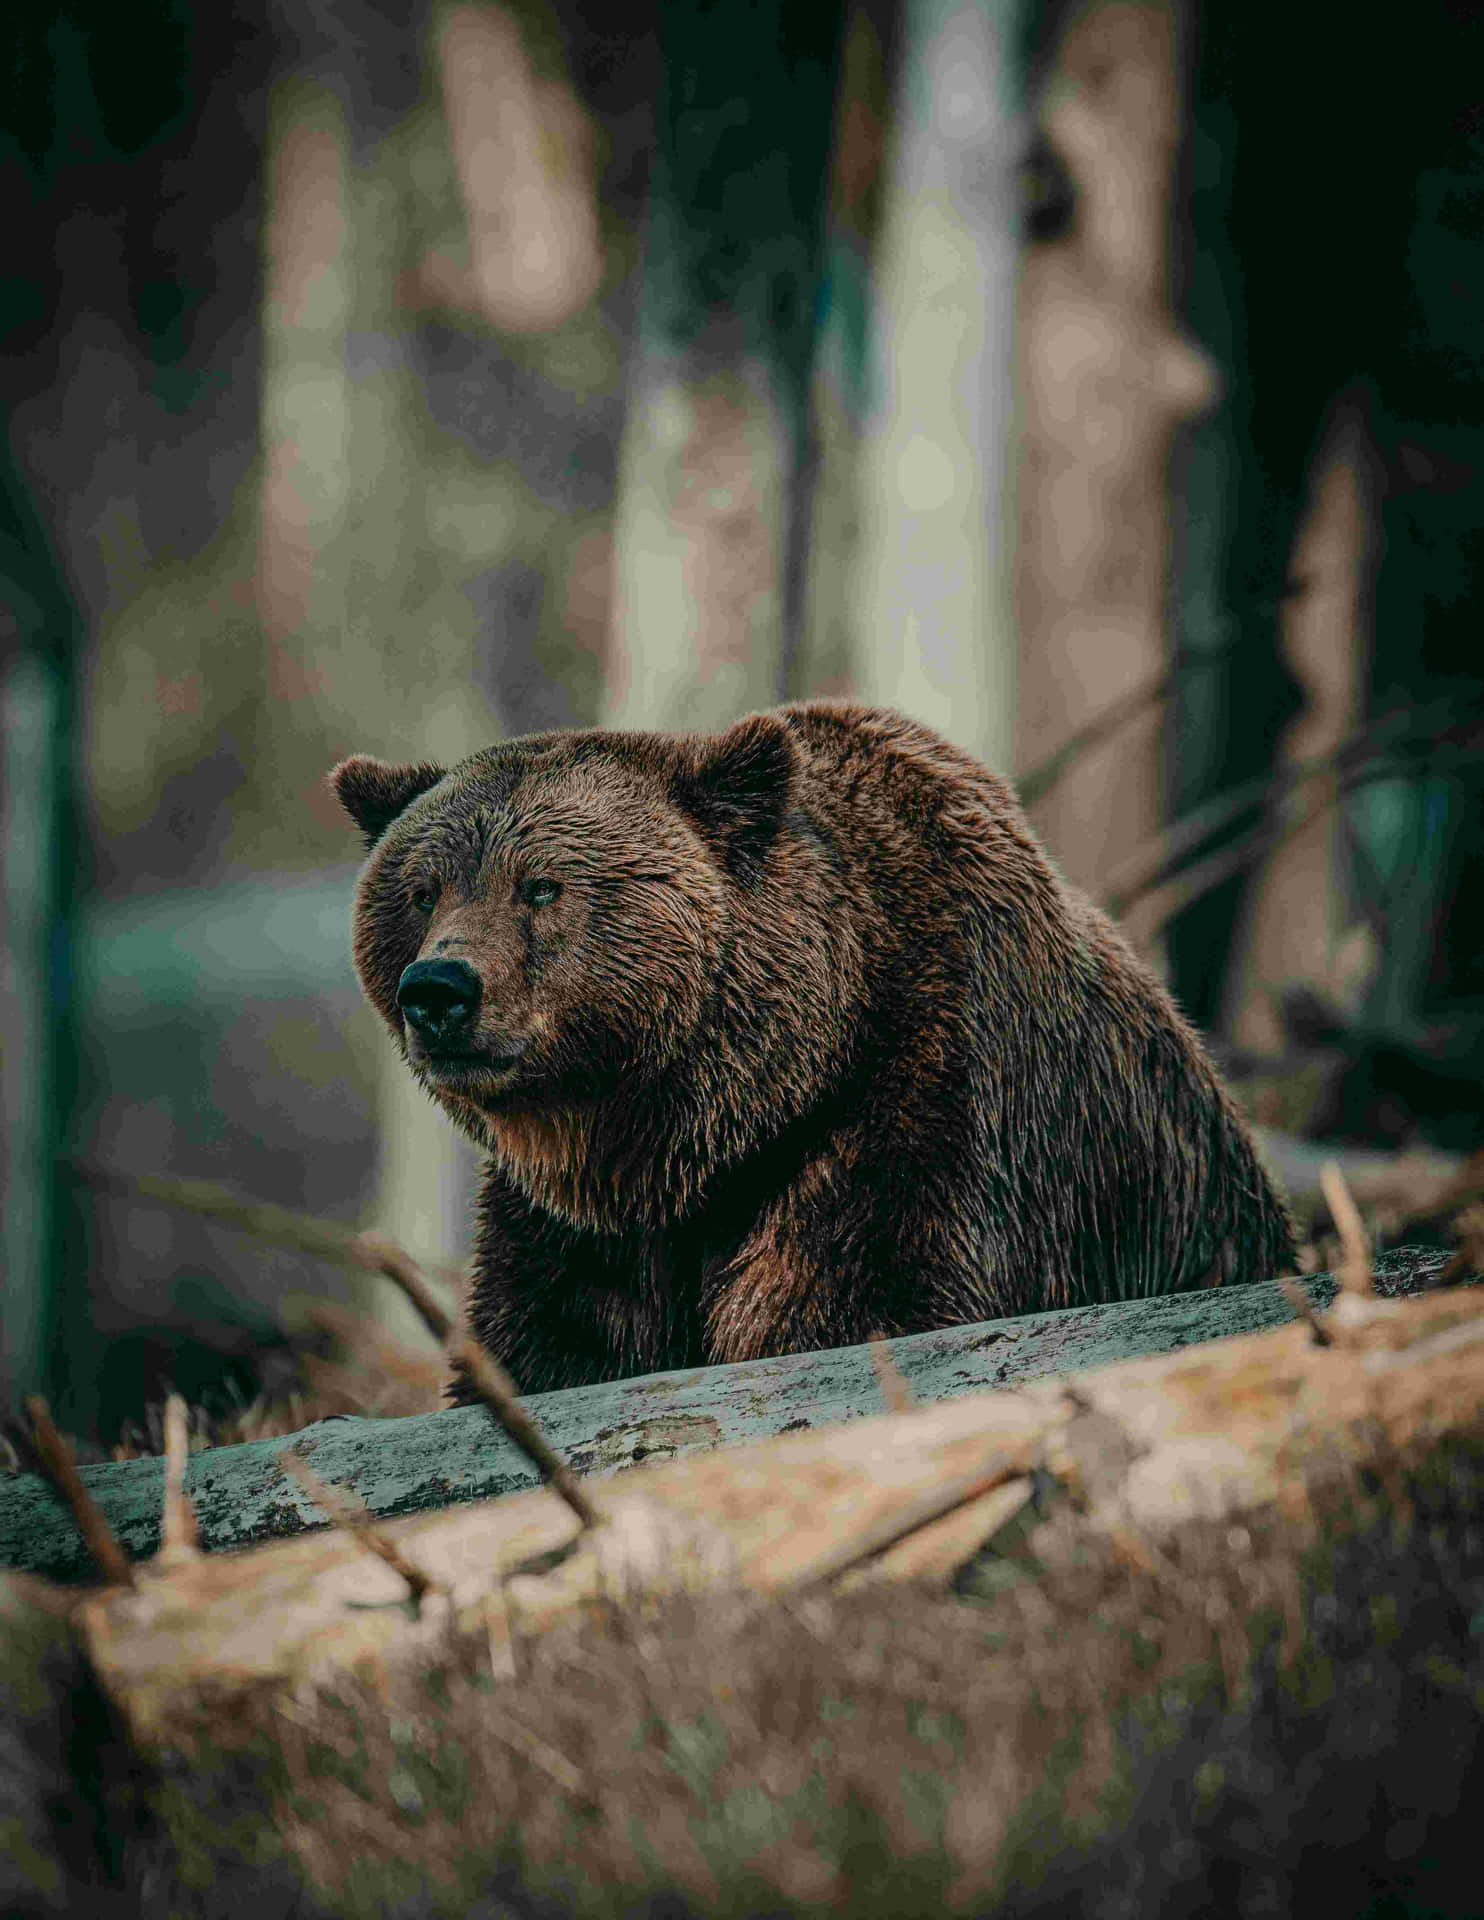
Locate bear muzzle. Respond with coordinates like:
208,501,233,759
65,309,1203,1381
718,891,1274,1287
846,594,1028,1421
395,958,534,1075
397,956,481,1039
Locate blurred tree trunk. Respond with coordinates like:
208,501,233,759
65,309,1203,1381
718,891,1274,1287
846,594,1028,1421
604,0,849,731
0,463,85,1417
1222,414,1371,1050
847,0,1021,773
255,50,491,1332
1168,0,1484,1063
1015,0,1215,893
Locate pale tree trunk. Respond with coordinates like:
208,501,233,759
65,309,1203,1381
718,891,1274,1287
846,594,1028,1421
256,84,352,648
846,0,1021,774
607,359,792,730
257,79,486,1342
1223,414,1372,1049
0,525,83,1414
1015,0,1217,904
604,2,847,733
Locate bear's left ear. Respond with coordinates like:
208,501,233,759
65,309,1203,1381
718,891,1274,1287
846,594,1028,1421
674,713,797,882
330,755,446,848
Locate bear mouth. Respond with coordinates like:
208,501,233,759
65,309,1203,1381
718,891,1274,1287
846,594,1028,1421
411,1037,532,1084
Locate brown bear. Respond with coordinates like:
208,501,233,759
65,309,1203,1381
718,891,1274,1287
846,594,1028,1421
332,702,1295,1393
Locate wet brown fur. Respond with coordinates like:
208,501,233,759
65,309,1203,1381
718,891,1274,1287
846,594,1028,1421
331,703,1295,1393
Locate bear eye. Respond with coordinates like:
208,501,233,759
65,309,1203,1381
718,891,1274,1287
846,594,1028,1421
410,882,438,915
522,877,562,909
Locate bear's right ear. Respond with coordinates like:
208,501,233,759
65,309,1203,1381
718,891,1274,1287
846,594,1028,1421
674,713,797,883
329,756,446,848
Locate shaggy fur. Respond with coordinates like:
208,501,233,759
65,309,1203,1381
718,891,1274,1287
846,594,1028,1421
332,703,1294,1392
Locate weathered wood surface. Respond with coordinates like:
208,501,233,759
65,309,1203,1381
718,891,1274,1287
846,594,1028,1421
75,1276,1484,1745
0,1247,1460,1582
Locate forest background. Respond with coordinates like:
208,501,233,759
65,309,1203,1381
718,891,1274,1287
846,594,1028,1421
3,0,1482,1438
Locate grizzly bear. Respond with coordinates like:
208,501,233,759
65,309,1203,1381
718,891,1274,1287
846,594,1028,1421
332,703,1295,1393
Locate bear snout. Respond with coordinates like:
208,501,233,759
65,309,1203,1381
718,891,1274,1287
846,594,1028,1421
397,957,482,1046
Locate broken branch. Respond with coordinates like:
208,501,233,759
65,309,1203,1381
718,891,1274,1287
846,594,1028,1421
454,1338,599,1530
157,1394,199,1566
23,1397,135,1588
278,1449,442,1613
70,1283,1484,1745
1319,1161,1372,1296
71,1163,464,1323
350,1232,456,1343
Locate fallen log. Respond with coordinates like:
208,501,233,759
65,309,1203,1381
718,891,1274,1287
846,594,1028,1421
1,1248,1459,1582
70,1273,1484,1746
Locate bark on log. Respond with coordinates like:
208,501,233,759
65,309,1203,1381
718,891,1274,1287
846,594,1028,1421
0,1250,1461,1583
70,1275,1484,1746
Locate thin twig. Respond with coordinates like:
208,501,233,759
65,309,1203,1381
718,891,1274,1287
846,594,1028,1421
1017,670,1175,808
1103,720,1484,952
485,1714,586,1794
1319,1161,1373,1297
798,1454,1032,1587
1104,747,1327,918
69,1163,464,1323
1113,770,1336,945
1011,647,1466,815
1393,1145,1484,1232
1435,1202,1484,1288
1277,1276,1333,1348
1114,770,1367,948
453,1338,599,1530
22,1396,135,1587
1102,703,1484,922
76,1163,372,1260
1011,643,1428,813
278,1447,442,1611
350,1231,456,1342
157,1392,199,1565
867,1332,914,1414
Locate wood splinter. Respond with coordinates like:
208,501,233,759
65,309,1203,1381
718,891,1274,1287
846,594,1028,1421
1280,1162,1381,1347
1319,1160,1413,1336
72,1162,464,1343
1436,1203,1484,1289
278,1447,443,1613
350,1231,457,1343
800,1451,1033,1588
1277,1276,1334,1348
155,1393,200,1569
1320,1160,1374,1297
867,1331,915,1414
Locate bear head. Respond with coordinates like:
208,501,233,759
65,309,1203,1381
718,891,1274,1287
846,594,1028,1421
331,712,857,1219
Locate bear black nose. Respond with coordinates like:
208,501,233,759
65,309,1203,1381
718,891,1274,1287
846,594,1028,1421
396,958,481,1044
